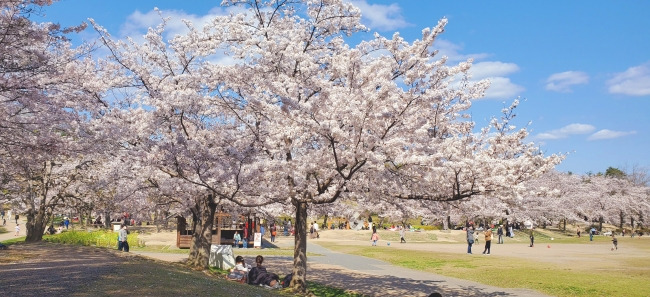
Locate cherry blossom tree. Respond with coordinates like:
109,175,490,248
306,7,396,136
90,0,563,291
191,1,562,291
0,0,116,241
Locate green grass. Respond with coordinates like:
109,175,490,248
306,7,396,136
71,257,282,297
44,230,142,249
0,236,26,246
319,242,650,297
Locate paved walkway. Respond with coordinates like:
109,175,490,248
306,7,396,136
134,241,548,297
0,216,27,242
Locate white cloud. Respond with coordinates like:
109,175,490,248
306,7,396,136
534,123,595,140
349,0,411,31
434,39,489,62
587,130,637,141
469,61,525,99
470,61,520,80
545,71,589,92
484,77,525,99
607,62,650,96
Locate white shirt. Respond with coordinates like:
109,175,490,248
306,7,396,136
313,223,319,231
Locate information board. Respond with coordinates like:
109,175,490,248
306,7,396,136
254,232,262,248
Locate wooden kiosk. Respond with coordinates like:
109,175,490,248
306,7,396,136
176,212,259,249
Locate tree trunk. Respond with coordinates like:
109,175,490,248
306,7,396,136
598,216,603,232
104,211,111,229
563,219,566,231
187,194,217,269
25,204,48,242
322,214,328,230
290,199,308,293
619,211,624,229
631,217,635,230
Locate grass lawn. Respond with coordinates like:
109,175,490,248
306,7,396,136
68,255,282,297
318,240,650,297
0,236,26,246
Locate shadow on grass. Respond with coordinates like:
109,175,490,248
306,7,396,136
263,256,521,297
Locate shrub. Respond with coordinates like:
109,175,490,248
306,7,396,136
45,230,142,248
418,225,440,231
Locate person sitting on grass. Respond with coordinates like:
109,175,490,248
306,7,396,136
227,256,251,282
248,255,268,285
248,255,280,288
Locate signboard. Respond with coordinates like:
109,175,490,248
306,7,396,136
254,232,262,248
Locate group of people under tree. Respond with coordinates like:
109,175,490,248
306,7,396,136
227,255,285,288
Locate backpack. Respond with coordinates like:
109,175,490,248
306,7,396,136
282,273,293,288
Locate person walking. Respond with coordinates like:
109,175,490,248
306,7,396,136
283,219,289,236
234,231,242,248
466,225,475,254
313,221,319,239
15,213,19,225
118,225,129,252
508,223,514,238
270,224,277,243
529,227,535,247
483,227,492,255
15,224,20,236
1,209,4,220
497,225,504,244
399,226,407,243
577,228,581,238
64,217,70,230
371,229,379,246
260,224,265,238
611,234,618,251
590,227,596,241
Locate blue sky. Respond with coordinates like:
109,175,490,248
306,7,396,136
38,0,650,174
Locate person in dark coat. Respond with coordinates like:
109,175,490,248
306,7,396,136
248,255,268,285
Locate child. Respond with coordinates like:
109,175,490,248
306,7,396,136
474,230,480,245
15,224,20,236
228,256,251,282
371,231,379,246
611,234,618,251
